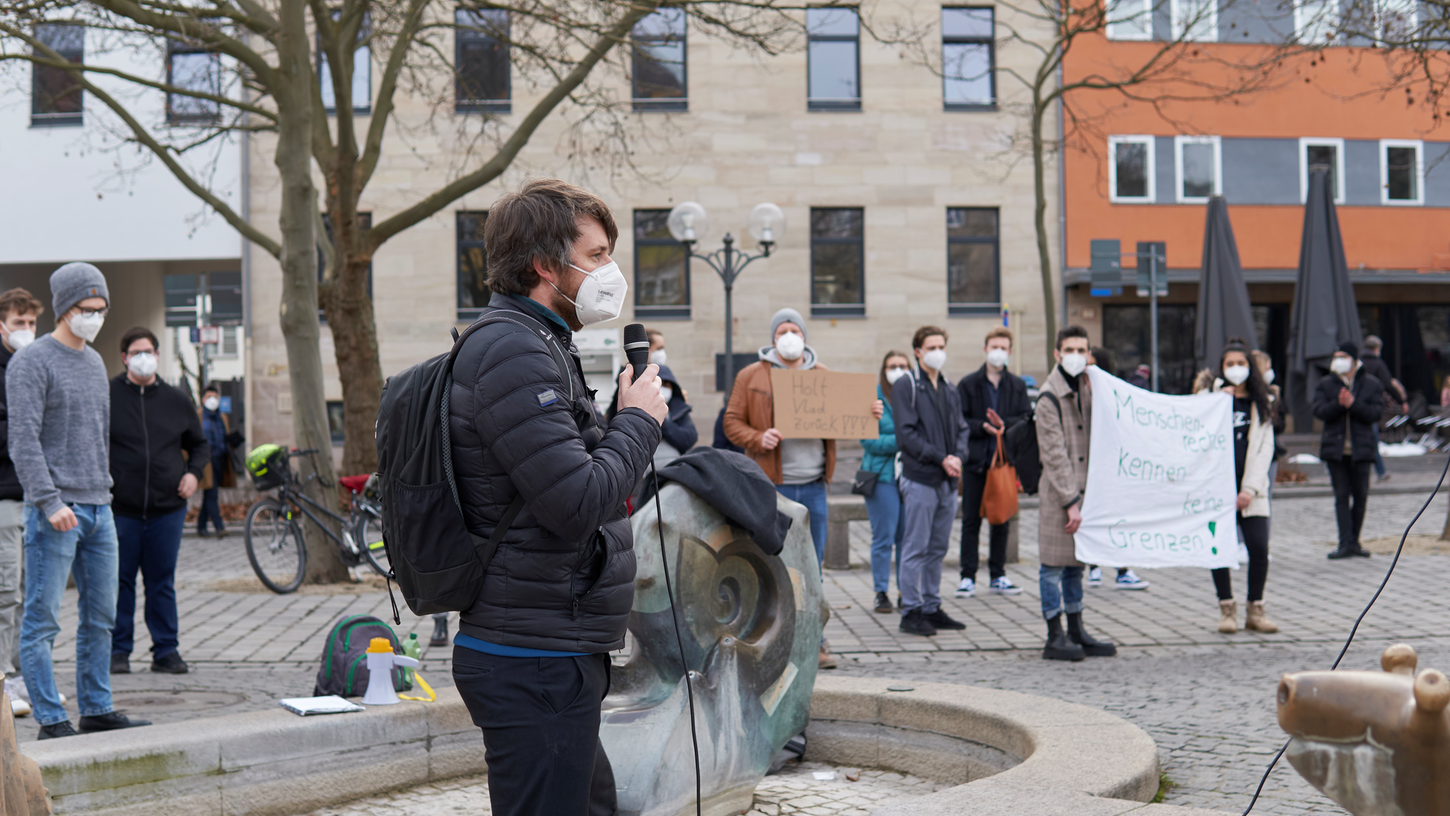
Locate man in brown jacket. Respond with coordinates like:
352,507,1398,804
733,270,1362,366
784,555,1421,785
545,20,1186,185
1035,326,1116,662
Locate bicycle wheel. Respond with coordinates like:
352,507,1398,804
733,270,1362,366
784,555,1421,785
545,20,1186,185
244,498,307,593
356,510,391,578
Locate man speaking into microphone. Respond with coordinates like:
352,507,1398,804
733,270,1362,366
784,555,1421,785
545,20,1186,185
448,179,667,816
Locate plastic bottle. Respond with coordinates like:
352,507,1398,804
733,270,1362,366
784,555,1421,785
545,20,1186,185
401,633,422,686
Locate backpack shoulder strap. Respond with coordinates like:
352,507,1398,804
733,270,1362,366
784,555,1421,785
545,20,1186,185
451,308,575,402
471,494,525,581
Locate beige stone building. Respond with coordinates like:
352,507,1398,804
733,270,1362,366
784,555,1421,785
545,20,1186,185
244,1,1062,455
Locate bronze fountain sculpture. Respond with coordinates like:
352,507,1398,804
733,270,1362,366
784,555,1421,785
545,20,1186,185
0,675,51,816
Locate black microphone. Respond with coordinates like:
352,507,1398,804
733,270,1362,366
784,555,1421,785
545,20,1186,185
624,323,651,380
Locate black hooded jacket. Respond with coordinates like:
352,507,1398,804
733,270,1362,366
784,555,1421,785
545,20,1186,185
448,295,661,653
0,344,20,501
1312,365,1385,463
109,374,210,519
957,364,1031,473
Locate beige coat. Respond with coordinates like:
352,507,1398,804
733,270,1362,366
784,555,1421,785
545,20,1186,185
1036,367,1091,567
1197,379,1274,518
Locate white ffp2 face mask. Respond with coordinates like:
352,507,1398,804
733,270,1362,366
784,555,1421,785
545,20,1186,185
659,385,673,404
67,311,105,343
1330,357,1353,375
1060,352,1088,377
775,331,805,361
4,329,34,351
204,396,221,411
558,261,628,326
649,349,667,367
1223,364,1250,386
986,348,1010,369
1264,368,1276,385
921,349,947,372
885,366,908,385
127,352,158,378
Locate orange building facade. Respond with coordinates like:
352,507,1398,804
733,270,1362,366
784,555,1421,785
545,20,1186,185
1060,23,1450,401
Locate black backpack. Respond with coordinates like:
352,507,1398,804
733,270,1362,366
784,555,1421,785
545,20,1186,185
313,614,410,697
1003,392,1061,495
375,308,575,617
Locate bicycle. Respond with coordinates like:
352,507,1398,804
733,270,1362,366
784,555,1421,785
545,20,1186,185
242,447,389,593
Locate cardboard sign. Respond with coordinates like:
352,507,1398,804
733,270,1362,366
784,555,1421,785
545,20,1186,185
770,369,879,440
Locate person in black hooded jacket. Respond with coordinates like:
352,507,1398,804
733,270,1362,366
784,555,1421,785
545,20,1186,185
108,327,208,675
447,179,666,816
1313,342,1385,560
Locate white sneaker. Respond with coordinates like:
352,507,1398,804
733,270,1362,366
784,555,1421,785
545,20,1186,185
989,576,1023,595
1115,570,1151,590
3,676,26,702
9,696,29,717
1087,567,1103,586
955,577,976,598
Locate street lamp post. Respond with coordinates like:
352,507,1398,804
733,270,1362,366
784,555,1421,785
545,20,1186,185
668,202,786,397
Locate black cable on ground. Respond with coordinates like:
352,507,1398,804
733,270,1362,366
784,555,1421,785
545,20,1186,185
649,462,703,816
1240,449,1450,816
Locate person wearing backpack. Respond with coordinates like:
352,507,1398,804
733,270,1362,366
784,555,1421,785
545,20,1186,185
445,180,667,816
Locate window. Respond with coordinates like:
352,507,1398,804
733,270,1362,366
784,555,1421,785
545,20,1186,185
32,23,84,127
457,211,490,321
326,401,345,445
167,37,221,123
317,212,373,319
319,14,370,114
947,208,999,316
634,210,691,318
633,8,687,111
1299,137,1345,203
1109,136,1156,202
1294,0,1338,44
810,208,865,317
1106,0,1153,40
456,9,509,114
942,8,994,109
1172,0,1217,41
1381,139,1423,205
209,271,243,324
1174,135,1221,202
214,326,240,358
1377,0,1417,41
807,8,860,111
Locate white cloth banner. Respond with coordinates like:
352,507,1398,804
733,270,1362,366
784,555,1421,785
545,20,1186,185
1075,367,1239,570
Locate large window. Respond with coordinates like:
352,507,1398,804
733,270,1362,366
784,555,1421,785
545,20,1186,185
1175,135,1221,202
1171,0,1217,41
807,8,860,111
319,14,370,114
810,208,865,317
633,8,687,111
1300,137,1345,203
167,37,221,124
1294,0,1338,44
633,210,690,318
456,9,509,114
457,211,490,321
947,208,999,316
1109,136,1156,202
1106,0,1153,40
32,23,84,127
942,8,994,109
1381,139,1423,205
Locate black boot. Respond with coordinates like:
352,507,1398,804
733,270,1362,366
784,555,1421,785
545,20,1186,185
1327,545,1357,560
429,613,449,647
1067,612,1117,657
1043,614,1085,661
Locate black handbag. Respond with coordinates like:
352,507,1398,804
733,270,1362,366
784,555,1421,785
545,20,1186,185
850,468,879,498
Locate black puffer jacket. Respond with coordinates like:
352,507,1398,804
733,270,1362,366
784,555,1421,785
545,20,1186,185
1313,365,1385,463
448,295,660,653
109,375,209,519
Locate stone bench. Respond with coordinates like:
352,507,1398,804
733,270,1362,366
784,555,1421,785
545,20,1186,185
824,494,1023,571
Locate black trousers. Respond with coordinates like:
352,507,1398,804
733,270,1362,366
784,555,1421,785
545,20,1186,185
959,469,1009,581
1212,515,1270,602
1325,456,1373,549
453,647,617,816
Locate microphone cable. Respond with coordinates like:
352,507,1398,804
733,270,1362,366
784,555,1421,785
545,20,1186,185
648,459,703,816
1239,447,1450,815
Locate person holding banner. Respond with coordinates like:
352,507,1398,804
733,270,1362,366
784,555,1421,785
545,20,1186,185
1314,343,1385,560
1035,326,1116,661
1195,340,1279,635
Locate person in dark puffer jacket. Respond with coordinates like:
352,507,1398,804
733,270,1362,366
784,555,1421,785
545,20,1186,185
447,179,666,816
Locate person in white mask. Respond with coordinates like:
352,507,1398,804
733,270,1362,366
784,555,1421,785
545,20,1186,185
1313,342,1386,560
195,384,236,539
1034,325,1117,662
861,351,911,615
0,288,45,717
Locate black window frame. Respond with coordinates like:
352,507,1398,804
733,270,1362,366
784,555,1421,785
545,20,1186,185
317,12,371,116
31,22,85,128
326,401,346,445
317,211,373,321
455,8,511,114
166,36,222,125
806,7,862,112
631,7,688,112
457,210,491,322
633,209,692,319
809,207,866,318
942,7,996,111
946,207,1000,317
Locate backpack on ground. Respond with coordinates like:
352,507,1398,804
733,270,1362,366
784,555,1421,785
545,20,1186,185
313,614,411,697
1003,392,1060,496
374,307,575,617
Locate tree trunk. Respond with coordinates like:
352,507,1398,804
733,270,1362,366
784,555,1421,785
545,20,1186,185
1031,98,1058,371
275,0,348,583
323,250,384,477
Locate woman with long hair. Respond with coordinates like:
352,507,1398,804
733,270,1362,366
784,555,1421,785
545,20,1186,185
1196,339,1279,634
861,350,911,614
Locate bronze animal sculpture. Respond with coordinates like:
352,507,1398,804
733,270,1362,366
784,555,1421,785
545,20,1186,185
0,675,51,816
1278,643,1450,816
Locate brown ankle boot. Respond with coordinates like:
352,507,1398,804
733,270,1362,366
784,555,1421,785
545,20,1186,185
1217,600,1238,634
1246,601,1279,633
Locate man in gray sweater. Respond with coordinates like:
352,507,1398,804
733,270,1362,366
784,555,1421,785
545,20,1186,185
8,263,148,739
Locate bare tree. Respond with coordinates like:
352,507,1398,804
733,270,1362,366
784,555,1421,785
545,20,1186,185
0,0,811,582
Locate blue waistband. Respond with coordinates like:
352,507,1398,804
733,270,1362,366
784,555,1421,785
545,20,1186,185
454,633,586,658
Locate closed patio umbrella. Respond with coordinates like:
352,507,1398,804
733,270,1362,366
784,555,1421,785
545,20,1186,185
1194,196,1258,371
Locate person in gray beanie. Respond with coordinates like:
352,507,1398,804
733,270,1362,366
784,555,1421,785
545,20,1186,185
7,262,149,738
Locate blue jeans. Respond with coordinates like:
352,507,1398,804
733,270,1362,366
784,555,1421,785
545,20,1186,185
20,503,118,726
113,507,186,659
777,482,828,571
863,477,904,594
898,478,958,615
1039,565,1085,620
